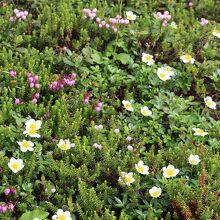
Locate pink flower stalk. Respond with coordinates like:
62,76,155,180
30,82,35,88
62,46,68,52
4,188,11,195
35,83,40,88
10,188,16,194
13,9,28,20
114,128,120,134
8,203,15,212
9,16,15,22
200,18,208,26
15,98,21,105
34,93,40,99
126,136,132,142
188,2,193,7
9,70,17,77
156,11,172,26
127,145,133,151
95,106,101,112
32,98,37,104
0,205,7,213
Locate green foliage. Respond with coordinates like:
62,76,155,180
0,0,219,219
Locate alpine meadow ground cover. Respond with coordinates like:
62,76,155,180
0,0,220,219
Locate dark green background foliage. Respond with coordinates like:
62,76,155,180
0,0,220,219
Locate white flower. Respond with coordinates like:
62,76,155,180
192,128,208,136
149,186,162,198
142,53,155,65
118,172,135,186
140,106,152,116
8,157,24,173
170,21,177,29
180,54,195,64
188,154,201,165
23,118,42,138
204,96,217,109
52,209,72,220
122,100,134,112
162,164,179,178
135,161,149,175
57,139,75,151
212,29,220,39
17,140,34,152
25,118,42,130
126,11,137,21
157,67,174,81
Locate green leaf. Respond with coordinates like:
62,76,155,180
63,57,74,66
115,53,133,65
19,209,49,220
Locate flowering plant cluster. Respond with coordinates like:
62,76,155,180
0,0,220,220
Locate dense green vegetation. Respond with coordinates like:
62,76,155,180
0,0,220,219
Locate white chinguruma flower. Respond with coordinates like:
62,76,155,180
135,161,149,175
157,67,174,81
17,140,34,152
8,157,24,173
57,139,75,151
122,100,134,112
52,209,72,220
118,172,135,186
188,154,201,165
140,106,152,116
192,128,208,136
180,54,195,64
149,186,162,198
126,11,137,21
212,29,220,39
23,118,42,138
142,53,155,65
204,96,217,109
162,164,179,178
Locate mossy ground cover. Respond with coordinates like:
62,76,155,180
0,0,220,219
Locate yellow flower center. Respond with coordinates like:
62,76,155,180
144,55,152,61
30,123,37,130
159,72,166,79
124,176,132,183
22,141,30,148
197,129,204,135
185,55,192,61
60,143,68,150
125,103,131,109
190,159,197,165
28,128,37,135
127,15,133,20
12,162,19,170
151,191,160,197
137,166,145,173
206,101,213,107
58,215,66,220
166,168,175,177
214,29,220,34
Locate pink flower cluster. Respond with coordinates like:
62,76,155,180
95,124,104,130
84,92,91,104
83,8,129,32
49,73,76,91
27,72,41,104
93,143,102,150
200,18,208,26
156,11,172,27
95,101,102,112
4,188,16,195
9,70,17,77
27,72,40,89
10,9,28,22
0,203,15,213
